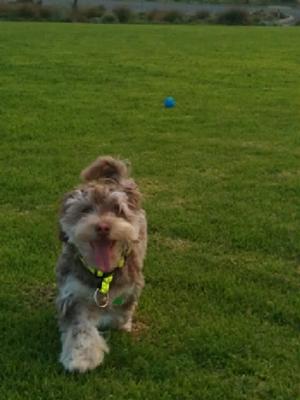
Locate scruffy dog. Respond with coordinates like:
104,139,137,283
56,156,147,373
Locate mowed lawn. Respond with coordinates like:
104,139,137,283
1,22,300,399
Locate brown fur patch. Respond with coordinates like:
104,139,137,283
122,179,141,209
81,156,129,183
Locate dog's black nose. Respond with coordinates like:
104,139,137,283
96,223,110,235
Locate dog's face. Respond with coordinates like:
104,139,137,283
59,157,141,273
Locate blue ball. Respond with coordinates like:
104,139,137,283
164,96,176,108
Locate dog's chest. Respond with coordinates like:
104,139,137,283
64,274,133,309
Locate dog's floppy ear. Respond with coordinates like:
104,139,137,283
122,179,141,209
81,156,129,183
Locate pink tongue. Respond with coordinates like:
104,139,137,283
93,240,111,272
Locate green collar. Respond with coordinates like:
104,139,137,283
69,242,129,307
83,256,126,282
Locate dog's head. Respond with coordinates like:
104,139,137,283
59,156,142,273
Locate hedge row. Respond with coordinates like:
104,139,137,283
0,1,292,26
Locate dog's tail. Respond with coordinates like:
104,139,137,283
81,156,129,183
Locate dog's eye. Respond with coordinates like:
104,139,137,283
113,203,126,217
81,205,93,214
114,204,128,219
113,204,121,214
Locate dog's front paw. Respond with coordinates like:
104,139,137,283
60,326,109,373
61,349,104,373
119,317,132,333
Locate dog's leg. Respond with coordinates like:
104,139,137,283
119,302,137,332
116,296,139,333
59,308,109,373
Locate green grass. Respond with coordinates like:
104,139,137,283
1,22,300,399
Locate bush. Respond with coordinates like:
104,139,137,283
0,3,12,19
188,10,211,23
217,9,250,25
0,2,62,21
113,6,132,23
39,5,60,20
134,11,147,23
147,9,165,23
194,10,210,20
162,10,185,23
70,6,105,22
147,9,185,23
101,12,118,23
81,6,105,19
14,3,40,19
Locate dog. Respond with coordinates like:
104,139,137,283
56,156,147,373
